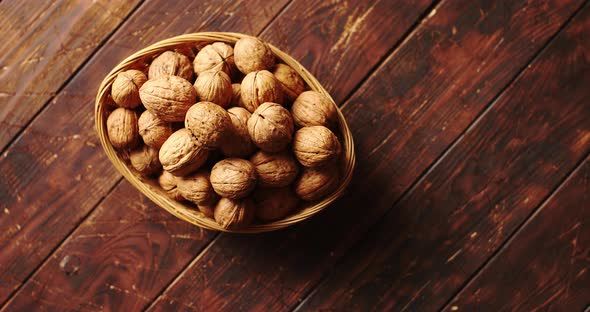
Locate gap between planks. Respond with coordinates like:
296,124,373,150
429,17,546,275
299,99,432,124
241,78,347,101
292,1,590,310
0,0,147,157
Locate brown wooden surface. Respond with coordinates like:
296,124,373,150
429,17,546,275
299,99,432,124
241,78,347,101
0,0,588,311
444,155,590,311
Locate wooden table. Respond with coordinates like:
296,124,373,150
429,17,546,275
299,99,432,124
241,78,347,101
1,0,588,311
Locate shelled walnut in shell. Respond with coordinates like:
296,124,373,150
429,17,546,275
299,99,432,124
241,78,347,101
106,36,344,230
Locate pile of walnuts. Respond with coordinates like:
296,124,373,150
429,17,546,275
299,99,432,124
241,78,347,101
106,36,343,229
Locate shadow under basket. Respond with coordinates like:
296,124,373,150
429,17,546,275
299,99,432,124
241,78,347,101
95,32,355,233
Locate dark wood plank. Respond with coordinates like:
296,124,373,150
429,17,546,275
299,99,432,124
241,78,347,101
443,155,590,311
0,0,142,151
146,0,586,311
0,0,288,306
2,0,437,310
298,5,590,310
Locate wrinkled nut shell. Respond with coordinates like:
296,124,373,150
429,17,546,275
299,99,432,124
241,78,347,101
129,145,162,176
240,70,283,113
273,64,304,102
177,169,218,205
149,51,194,81
250,151,299,187
107,107,139,150
293,126,341,168
247,102,294,152
214,197,255,229
234,37,275,74
253,187,299,221
185,102,232,149
111,70,147,108
193,42,236,77
294,165,339,201
158,171,183,201
194,70,232,108
291,91,337,128
139,75,197,122
220,107,256,158
138,110,173,149
230,83,242,107
159,128,209,176
210,158,257,199
197,204,215,218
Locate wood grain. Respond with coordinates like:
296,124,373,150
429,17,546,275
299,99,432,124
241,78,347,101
0,0,288,306
0,0,142,151
3,0,437,310
444,155,590,312
298,4,590,310
146,0,586,311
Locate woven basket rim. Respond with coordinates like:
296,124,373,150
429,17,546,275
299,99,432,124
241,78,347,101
95,32,356,233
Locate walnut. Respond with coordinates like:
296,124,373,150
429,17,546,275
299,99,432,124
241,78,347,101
138,110,173,149
230,83,242,107
197,203,215,218
214,197,255,229
210,158,257,199
111,70,147,108
184,102,232,149
240,70,283,112
250,150,299,187
273,64,304,102
293,126,341,167
294,165,339,201
252,187,299,221
158,171,183,201
177,169,218,205
149,51,194,82
139,75,197,122
159,128,209,176
129,145,162,176
291,91,337,128
107,107,139,150
193,42,237,77
234,37,275,74
193,70,232,108
220,107,256,158
247,102,294,152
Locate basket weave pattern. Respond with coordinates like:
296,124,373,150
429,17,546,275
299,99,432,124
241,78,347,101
95,32,355,233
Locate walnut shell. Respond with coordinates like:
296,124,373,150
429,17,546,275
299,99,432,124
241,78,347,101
234,37,275,74
273,64,304,102
214,197,255,229
107,107,139,150
138,110,173,149
294,165,339,201
158,171,183,201
184,102,232,149
247,102,294,152
193,70,232,108
230,83,242,107
193,42,237,77
177,169,218,205
220,107,257,158
291,91,338,128
252,187,299,221
159,128,209,176
111,70,147,108
210,158,257,199
129,145,162,176
293,126,341,167
149,51,194,82
250,150,299,187
139,75,197,122
240,70,283,112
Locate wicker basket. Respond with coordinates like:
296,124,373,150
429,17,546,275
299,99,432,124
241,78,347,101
95,32,355,233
